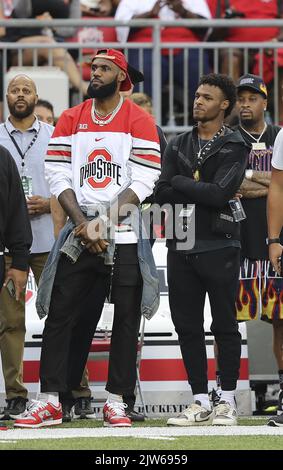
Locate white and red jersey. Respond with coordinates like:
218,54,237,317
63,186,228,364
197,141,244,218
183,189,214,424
45,98,160,206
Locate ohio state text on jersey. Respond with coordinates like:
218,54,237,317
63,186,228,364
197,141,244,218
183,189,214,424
45,98,161,206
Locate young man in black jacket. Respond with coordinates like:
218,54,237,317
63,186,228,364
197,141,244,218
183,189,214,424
0,144,32,299
155,73,249,426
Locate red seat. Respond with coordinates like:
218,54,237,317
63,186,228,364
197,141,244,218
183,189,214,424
90,337,142,354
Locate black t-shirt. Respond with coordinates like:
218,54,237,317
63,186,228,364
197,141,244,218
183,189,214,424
237,124,282,260
31,0,70,18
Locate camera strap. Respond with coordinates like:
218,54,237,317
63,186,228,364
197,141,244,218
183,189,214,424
215,0,231,18
204,0,231,41
278,0,283,17
224,0,231,11
107,246,117,303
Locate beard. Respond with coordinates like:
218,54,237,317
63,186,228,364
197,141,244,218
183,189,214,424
87,76,119,99
194,110,220,123
8,100,35,119
240,117,256,129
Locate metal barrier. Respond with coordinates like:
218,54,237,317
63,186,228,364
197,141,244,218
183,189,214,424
1,18,283,132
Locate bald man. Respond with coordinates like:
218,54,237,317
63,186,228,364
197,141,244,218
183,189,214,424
0,75,55,420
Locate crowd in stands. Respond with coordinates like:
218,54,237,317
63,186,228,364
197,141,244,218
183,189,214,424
0,1,282,124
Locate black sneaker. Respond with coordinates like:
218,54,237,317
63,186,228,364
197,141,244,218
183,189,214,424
73,397,96,419
126,409,145,422
2,397,28,420
267,414,283,427
62,400,74,423
277,390,283,415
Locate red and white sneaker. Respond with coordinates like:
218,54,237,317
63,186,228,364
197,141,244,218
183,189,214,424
14,400,62,428
103,402,132,427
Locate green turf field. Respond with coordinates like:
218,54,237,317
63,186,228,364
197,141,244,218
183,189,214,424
1,435,283,451
0,417,282,450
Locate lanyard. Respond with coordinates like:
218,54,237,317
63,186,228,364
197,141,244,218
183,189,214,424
4,122,41,172
108,247,117,303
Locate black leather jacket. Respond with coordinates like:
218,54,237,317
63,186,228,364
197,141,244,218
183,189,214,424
0,145,32,270
155,126,249,251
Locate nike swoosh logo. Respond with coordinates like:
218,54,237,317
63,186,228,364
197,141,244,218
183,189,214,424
95,137,105,142
195,411,213,422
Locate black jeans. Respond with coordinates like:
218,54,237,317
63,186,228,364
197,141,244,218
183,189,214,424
167,247,241,395
106,244,143,396
40,250,111,393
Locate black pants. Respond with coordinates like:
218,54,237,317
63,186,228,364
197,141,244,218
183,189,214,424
40,250,111,393
167,247,241,395
40,244,142,397
106,244,142,396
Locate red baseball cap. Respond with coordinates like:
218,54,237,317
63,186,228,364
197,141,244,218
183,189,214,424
92,49,134,91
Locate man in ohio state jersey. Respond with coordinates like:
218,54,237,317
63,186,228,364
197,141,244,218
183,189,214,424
14,49,161,429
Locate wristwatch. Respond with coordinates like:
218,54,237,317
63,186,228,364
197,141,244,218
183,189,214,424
245,169,253,180
266,238,281,245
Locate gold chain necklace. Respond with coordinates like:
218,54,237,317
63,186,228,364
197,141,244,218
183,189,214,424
92,96,123,126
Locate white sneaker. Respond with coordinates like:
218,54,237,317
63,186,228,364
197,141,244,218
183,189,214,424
212,401,237,426
167,401,214,426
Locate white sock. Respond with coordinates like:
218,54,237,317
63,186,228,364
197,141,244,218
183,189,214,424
107,393,123,404
37,393,59,406
193,393,211,410
221,390,236,407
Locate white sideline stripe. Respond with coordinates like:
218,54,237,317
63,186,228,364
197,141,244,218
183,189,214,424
0,426,283,440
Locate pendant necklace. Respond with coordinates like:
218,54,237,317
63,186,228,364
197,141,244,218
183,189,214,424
194,125,225,181
240,122,267,150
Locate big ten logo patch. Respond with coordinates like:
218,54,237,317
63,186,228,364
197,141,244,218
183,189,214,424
80,148,122,189
25,270,37,304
